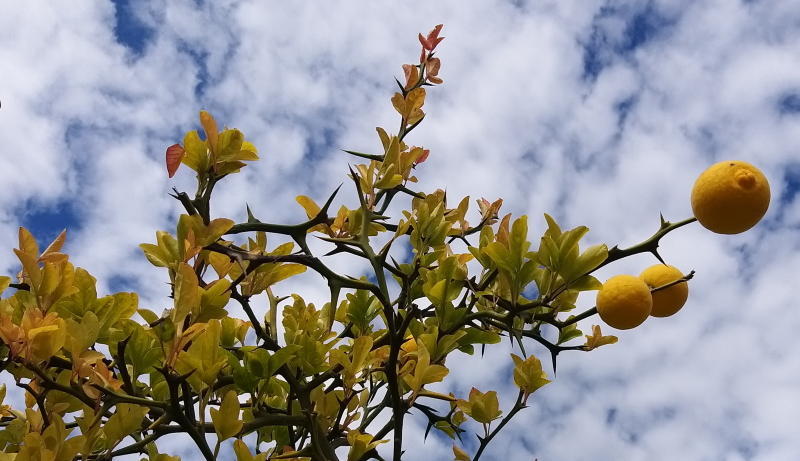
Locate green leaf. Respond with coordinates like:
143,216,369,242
233,439,255,461
183,130,208,173
453,445,472,461
403,341,449,394
557,321,583,345
266,344,302,378
0,276,10,296
457,388,502,424
14,249,41,292
216,160,247,175
157,230,180,263
433,331,467,363
210,390,242,442
256,264,307,291
104,404,148,445
18,227,39,259
457,327,501,350
483,242,514,272
347,430,388,461
59,267,97,318
510,353,550,400
216,129,244,162
184,320,227,387
332,336,374,387
562,244,608,283
584,324,618,351
120,320,161,378
543,213,562,239
137,308,159,325
567,274,603,292
65,311,99,358
173,263,198,323
558,226,589,255
542,235,560,269
345,290,381,335
196,279,231,323
231,351,261,394
44,370,84,415
205,218,235,244
139,243,169,268
509,215,530,268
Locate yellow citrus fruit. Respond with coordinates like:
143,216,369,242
639,264,688,318
596,274,652,330
691,160,770,234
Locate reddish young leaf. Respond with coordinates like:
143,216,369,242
166,144,186,178
414,148,430,167
426,24,444,49
403,64,419,90
426,57,442,84
418,33,431,52
419,25,445,62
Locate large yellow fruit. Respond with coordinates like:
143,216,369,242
639,264,688,318
596,275,652,330
691,160,770,234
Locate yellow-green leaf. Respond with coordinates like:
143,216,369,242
205,218,234,244
453,445,471,461
14,249,41,292
18,227,38,258
456,387,502,424
403,341,449,394
139,243,170,268
233,439,254,461
216,129,244,163
0,276,11,296
296,195,321,220
483,242,513,272
347,430,388,461
173,263,198,323
104,404,148,445
510,353,550,400
210,390,242,442
183,130,208,173
41,229,67,259
584,324,618,351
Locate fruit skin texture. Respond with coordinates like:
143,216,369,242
596,275,653,330
639,264,688,318
691,160,770,234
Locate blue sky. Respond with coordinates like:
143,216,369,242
2,1,800,460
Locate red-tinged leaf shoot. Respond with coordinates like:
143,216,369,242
415,148,430,165
426,24,445,51
403,64,420,90
166,144,186,178
419,33,431,52
426,57,442,84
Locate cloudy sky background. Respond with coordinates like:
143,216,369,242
2,1,800,460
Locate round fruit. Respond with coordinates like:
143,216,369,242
639,264,688,318
691,160,770,234
596,274,653,330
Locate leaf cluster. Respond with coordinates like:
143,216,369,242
0,25,696,461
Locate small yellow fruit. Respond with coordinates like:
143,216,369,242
691,160,770,234
639,264,688,318
596,275,652,330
